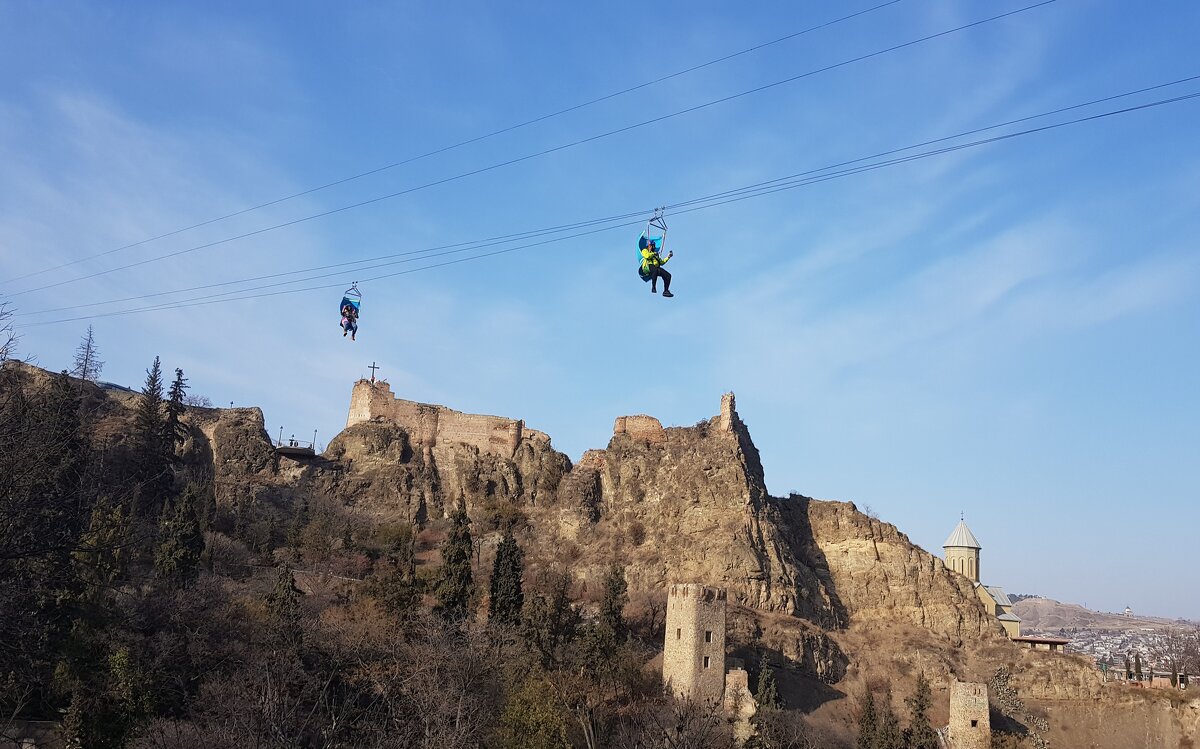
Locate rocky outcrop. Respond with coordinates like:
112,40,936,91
781,498,1004,642
319,416,570,523
542,395,841,625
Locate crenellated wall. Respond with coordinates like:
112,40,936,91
346,380,526,458
663,583,728,703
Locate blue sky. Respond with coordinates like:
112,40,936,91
2,1,1198,619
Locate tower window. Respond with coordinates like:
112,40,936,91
971,720,978,728
704,630,712,643
703,656,710,669
676,628,681,640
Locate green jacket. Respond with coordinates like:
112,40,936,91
640,247,669,273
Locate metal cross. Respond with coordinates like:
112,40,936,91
368,362,380,382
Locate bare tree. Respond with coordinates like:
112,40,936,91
613,698,737,749
0,301,17,362
1149,628,1191,686
183,393,214,408
70,325,104,383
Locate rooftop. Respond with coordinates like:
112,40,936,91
944,518,981,549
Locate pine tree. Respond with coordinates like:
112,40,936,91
488,526,524,627
164,367,188,449
154,485,204,588
133,357,170,511
599,563,628,643
70,325,104,384
754,654,781,710
903,672,939,749
856,691,877,749
1134,651,1143,681
268,566,303,647
434,505,475,622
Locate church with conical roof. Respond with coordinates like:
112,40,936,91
943,518,1022,638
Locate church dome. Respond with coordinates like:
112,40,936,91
944,518,981,549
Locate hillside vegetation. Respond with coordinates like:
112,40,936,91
2,360,1195,748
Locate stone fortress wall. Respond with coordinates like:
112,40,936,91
947,681,991,749
662,583,728,702
613,392,742,444
346,379,532,458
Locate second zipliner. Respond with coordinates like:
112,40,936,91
637,208,675,298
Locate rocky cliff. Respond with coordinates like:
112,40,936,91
15,360,1185,747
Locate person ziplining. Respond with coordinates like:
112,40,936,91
339,283,361,341
637,209,674,298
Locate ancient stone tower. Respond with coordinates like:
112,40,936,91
947,681,991,749
663,583,727,702
943,518,981,583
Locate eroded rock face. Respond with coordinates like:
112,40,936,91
320,418,571,523
538,396,843,628
779,498,1004,642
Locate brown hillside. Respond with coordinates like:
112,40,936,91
8,362,1195,747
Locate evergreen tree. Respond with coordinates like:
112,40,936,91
488,526,524,627
498,676,571,749
154,485,204,588
70,325,104,384
903,672,939,749
855,691,877,749
132,357,171,511
875,698,903,749
523,572,581,667
268,566,303,647
434,505,475,622
1134,651,1143,680
367,524,420,618
598,563,628,643
76,494,130,588
754,654,781,710
164,367,188,449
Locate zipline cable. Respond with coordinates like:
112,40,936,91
5,0,1057,300
0,0,904,286
22,87,1199,328
18,73,1199,318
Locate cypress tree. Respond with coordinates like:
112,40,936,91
368,525,420,618
599,563,628,643
488,526,524,627
1134,651,1143,680
875,698,903,749
434,505,475,623
754,654,781,709
522,572,580,667
154,485,204,588
904,672,939,749
856,691,877,749
268,566,303,647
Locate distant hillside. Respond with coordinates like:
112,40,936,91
1013,597,1195,632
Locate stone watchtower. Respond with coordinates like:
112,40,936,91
943,518,981,583
948,681,991,749
662,584,727,702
